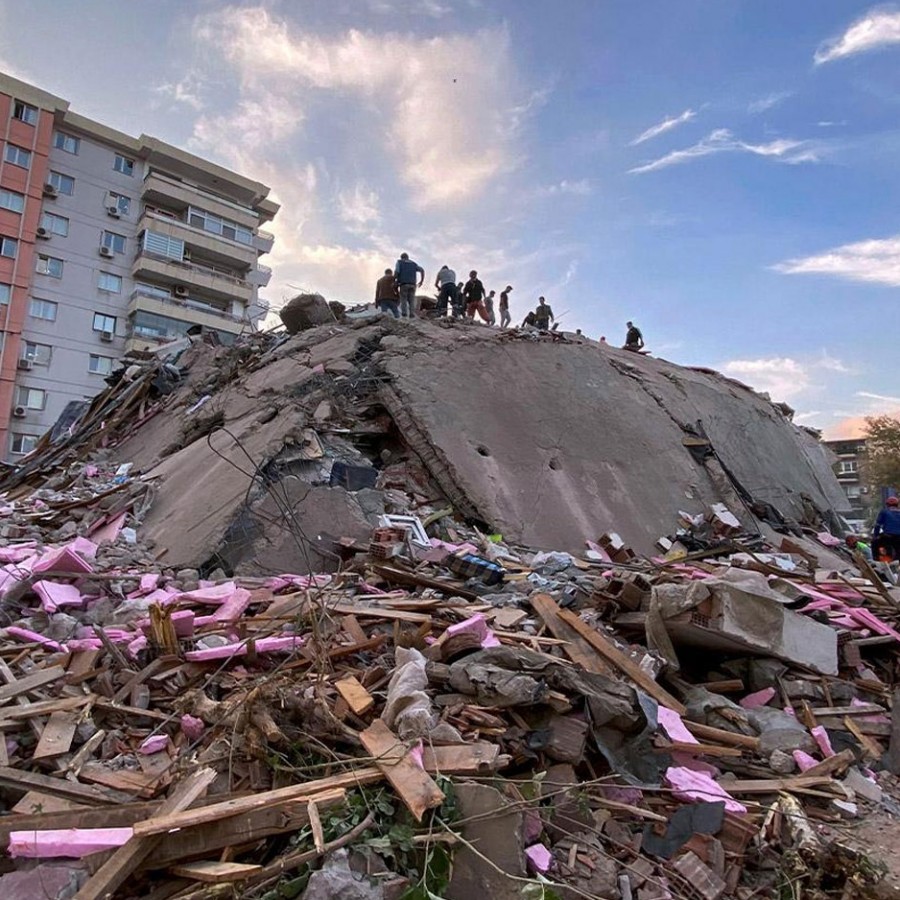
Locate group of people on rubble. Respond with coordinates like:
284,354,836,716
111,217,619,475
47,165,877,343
374,251,647,350
846,495,900,564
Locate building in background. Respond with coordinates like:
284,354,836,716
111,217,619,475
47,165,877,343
823,437,872,531
0,73,278,460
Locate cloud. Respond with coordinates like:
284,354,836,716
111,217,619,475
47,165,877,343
154,74,204,111
826,402,900,440
629,128,817,174
536,179,593,197
337,183,380,231
190,7,524,209
363,0,453,15
857,391,900,404
721,357,811,400
630,109,696,146
815,7,900,64
773,234,900,287
747,91,793,114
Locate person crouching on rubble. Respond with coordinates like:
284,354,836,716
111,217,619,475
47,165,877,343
374,268,399,318
845,534,873,561
873,496,900,562
624,321,644,352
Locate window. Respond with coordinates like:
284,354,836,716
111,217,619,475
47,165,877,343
92,312,117,333
40,212,69,237
142,229,184,261
36,254,63,278
53,132,80,154
12,101,37,125
98,272,122,293
89,354,114,375
10,434,38,456
22,341,52,365
113,154,134,176
47,171,75,196
29,298,57,321
134,281,171,300
3,144,31,168
846,485,862,500
0,189,24,214
188,207,253,245
101,231,126,254
0,284,10,305
0,236,18,259
108,193,131,215
838,460,858,475
16,386,46,410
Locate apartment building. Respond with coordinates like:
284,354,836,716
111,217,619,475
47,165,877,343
823,437,871,530
0,73,278,461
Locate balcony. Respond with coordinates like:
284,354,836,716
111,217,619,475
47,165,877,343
138,210,257,268
132,252,254,304
142,171,258,229
128,288,246,337
254,229,275,254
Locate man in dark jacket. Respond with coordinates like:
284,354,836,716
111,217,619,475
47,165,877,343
463,271,489,321
624,321,644,351
394,252,424,318
873,496,900,561
374,269,399,318
534,297,554,330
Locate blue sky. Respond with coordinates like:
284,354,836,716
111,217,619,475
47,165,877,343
1,1,899,437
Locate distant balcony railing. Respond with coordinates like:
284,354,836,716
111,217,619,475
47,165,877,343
129,288,245,324
257,228,274,241
136,250,250,289
140,209,257,253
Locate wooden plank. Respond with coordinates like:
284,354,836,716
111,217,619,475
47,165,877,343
335,676,374,716
657,740,742,758
530,594,613,676
341,615,368,644
67,650,103,680
0,765,131,806
843,717,883,760
0,694,91,725
170,861,261,883
810,704,885,717
854,551,895,606
359,719,444,822
74,767,217,900
724,776,835,793
78,763,163,799
32,711,79,761
421,742,502,775
682,722,760,751
557,607,687,714
0,665,65,704
798,749,854,778
133,775,373,838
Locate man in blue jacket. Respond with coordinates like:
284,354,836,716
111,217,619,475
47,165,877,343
394,252,425,318
873,495,900,561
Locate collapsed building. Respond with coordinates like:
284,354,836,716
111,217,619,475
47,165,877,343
0,316,897,900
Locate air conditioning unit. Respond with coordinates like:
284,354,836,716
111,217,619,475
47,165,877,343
42,183,58,198
99,245,114,258
173,285,189,298
106,205,121,218
100,330,114,342
17,358,33,371
35,226,50,239
12,406,26,418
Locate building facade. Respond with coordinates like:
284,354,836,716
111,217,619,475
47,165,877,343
0,73,278,460
823,437,871,530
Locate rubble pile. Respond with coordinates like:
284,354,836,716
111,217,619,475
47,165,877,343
0,319,895,898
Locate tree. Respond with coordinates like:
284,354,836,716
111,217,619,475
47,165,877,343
863,415,900,497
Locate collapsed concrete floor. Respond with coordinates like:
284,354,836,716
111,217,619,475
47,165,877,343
115,319,851,574
39,317,850,575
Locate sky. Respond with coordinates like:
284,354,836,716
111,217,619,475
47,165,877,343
1,1,899,439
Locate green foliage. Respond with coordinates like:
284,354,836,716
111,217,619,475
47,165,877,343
864,415,900,493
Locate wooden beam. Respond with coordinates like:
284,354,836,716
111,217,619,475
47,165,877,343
335,676,374,716
74,767,217,900
0,665,65,704
0,766,131,806
530,593,613,676
557,607,687,714
360,719,444,822
682,722,760,751
32,711,79,761
170,861,262,883
133,776,371,838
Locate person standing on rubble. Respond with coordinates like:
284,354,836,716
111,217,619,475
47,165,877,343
534,296,554,330
845,534,873,561
873,496,900,561
394,252,424,318
499,285,512,328
484,290,497,326
434,265,458,317
624,321,644,352
464,270,489,321
374,268,400,318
